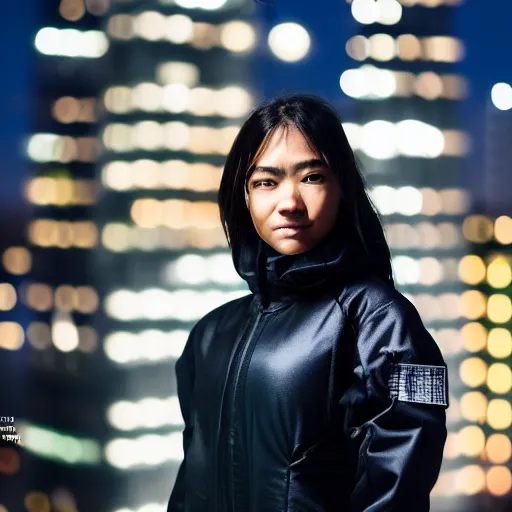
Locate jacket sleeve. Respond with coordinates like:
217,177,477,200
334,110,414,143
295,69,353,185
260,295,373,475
167,324,197,512
340,292,449,512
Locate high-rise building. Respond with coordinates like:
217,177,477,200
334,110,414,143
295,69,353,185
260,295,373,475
97,1,258,510
13,1,110,511
341,0,483,509
455,214,512,508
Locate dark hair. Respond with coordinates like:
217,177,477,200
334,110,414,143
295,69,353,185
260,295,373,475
218,93,394,285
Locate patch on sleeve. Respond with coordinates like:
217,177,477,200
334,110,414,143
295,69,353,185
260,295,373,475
388,363,448,407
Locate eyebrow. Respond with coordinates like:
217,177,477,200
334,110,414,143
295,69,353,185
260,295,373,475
251,158,327,178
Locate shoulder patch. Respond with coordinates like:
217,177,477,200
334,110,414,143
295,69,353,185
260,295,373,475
388,363,448,407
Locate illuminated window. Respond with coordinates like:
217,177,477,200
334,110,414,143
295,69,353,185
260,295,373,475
460,322,487,353
0,283,17,311
27,322,52,350
495,216,512,244
0,322,24,351
2,247,31,275
458,255,486,285
59,0,86,22
487,466,512,497
463,215,494,243
107,14,134,40
24,283,53,312
459,357,487,388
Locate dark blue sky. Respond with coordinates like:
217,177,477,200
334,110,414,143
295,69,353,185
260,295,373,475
0,0,509,214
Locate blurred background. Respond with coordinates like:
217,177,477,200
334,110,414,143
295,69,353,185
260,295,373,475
0,0,511,511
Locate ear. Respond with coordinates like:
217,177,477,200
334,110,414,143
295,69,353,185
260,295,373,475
245,188,249,208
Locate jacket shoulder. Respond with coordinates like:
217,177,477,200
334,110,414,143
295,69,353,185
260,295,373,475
338,277,412,322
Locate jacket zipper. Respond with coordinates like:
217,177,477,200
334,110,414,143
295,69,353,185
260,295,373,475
226,309,265,512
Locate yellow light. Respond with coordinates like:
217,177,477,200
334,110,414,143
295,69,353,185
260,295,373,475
2,247,31,275
486,434,511,464
486,466,512,497
458,255,486,284
0,283,17,311
460,290,487,320
487,328,512,359
396,33,421,61
462,215,494,243
460,322,487,353
495,216,512,244
457,425,485,457
487,256,512,288
460,391,487,423
459,357,487,388
220,21,256,53
487,294,512,323
0,322,25,351
487,363,512,394
24,491,51,512
487,399,512,430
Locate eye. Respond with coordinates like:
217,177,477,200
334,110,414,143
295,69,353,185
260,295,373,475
303,173,326,183
252,180,276,188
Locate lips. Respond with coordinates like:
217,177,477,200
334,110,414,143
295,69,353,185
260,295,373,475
274,224,311,230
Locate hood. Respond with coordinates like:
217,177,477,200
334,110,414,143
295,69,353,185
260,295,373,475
234,217,372,303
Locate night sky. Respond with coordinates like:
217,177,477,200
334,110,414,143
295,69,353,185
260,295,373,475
0,0,509,216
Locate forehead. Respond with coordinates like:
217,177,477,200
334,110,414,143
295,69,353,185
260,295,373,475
254,125,320,165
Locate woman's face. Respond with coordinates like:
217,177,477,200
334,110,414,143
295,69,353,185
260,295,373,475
246,125,342,255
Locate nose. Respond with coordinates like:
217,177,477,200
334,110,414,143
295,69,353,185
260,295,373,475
277,182,306,216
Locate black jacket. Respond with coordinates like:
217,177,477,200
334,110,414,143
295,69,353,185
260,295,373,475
167,227,449,512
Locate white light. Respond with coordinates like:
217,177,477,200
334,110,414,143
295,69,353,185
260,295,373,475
162,84,190,113
166,15,194,44
371,186,396,215
491,82,512,111
379,0,403,25
175,0,228,9
340,66,396,99
393,256,420,285
51,312,79,352
35,27,61,55
105,432,183,469
268,23,311,62
34,27,108,58
220,21,256,53
360,120,397,159
105,289,248,321
395,120,445,158
105,290,139,321
351,0,379,25
157,61,199,87
27,134,60,162
395,186,423,216
168,254,207,284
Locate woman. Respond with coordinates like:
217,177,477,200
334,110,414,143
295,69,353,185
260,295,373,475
168,94,449,512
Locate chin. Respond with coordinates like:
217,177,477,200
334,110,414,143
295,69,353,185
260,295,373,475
271,240,312,256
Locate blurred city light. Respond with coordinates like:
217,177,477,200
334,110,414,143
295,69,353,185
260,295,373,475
268,23,311,62
35,27,109,58
491,82,512,110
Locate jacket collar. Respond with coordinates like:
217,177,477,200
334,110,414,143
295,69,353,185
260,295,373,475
234,217,369,307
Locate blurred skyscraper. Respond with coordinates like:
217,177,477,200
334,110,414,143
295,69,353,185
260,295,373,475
96,1,257,511
339,0,504,510
14,1,115,512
